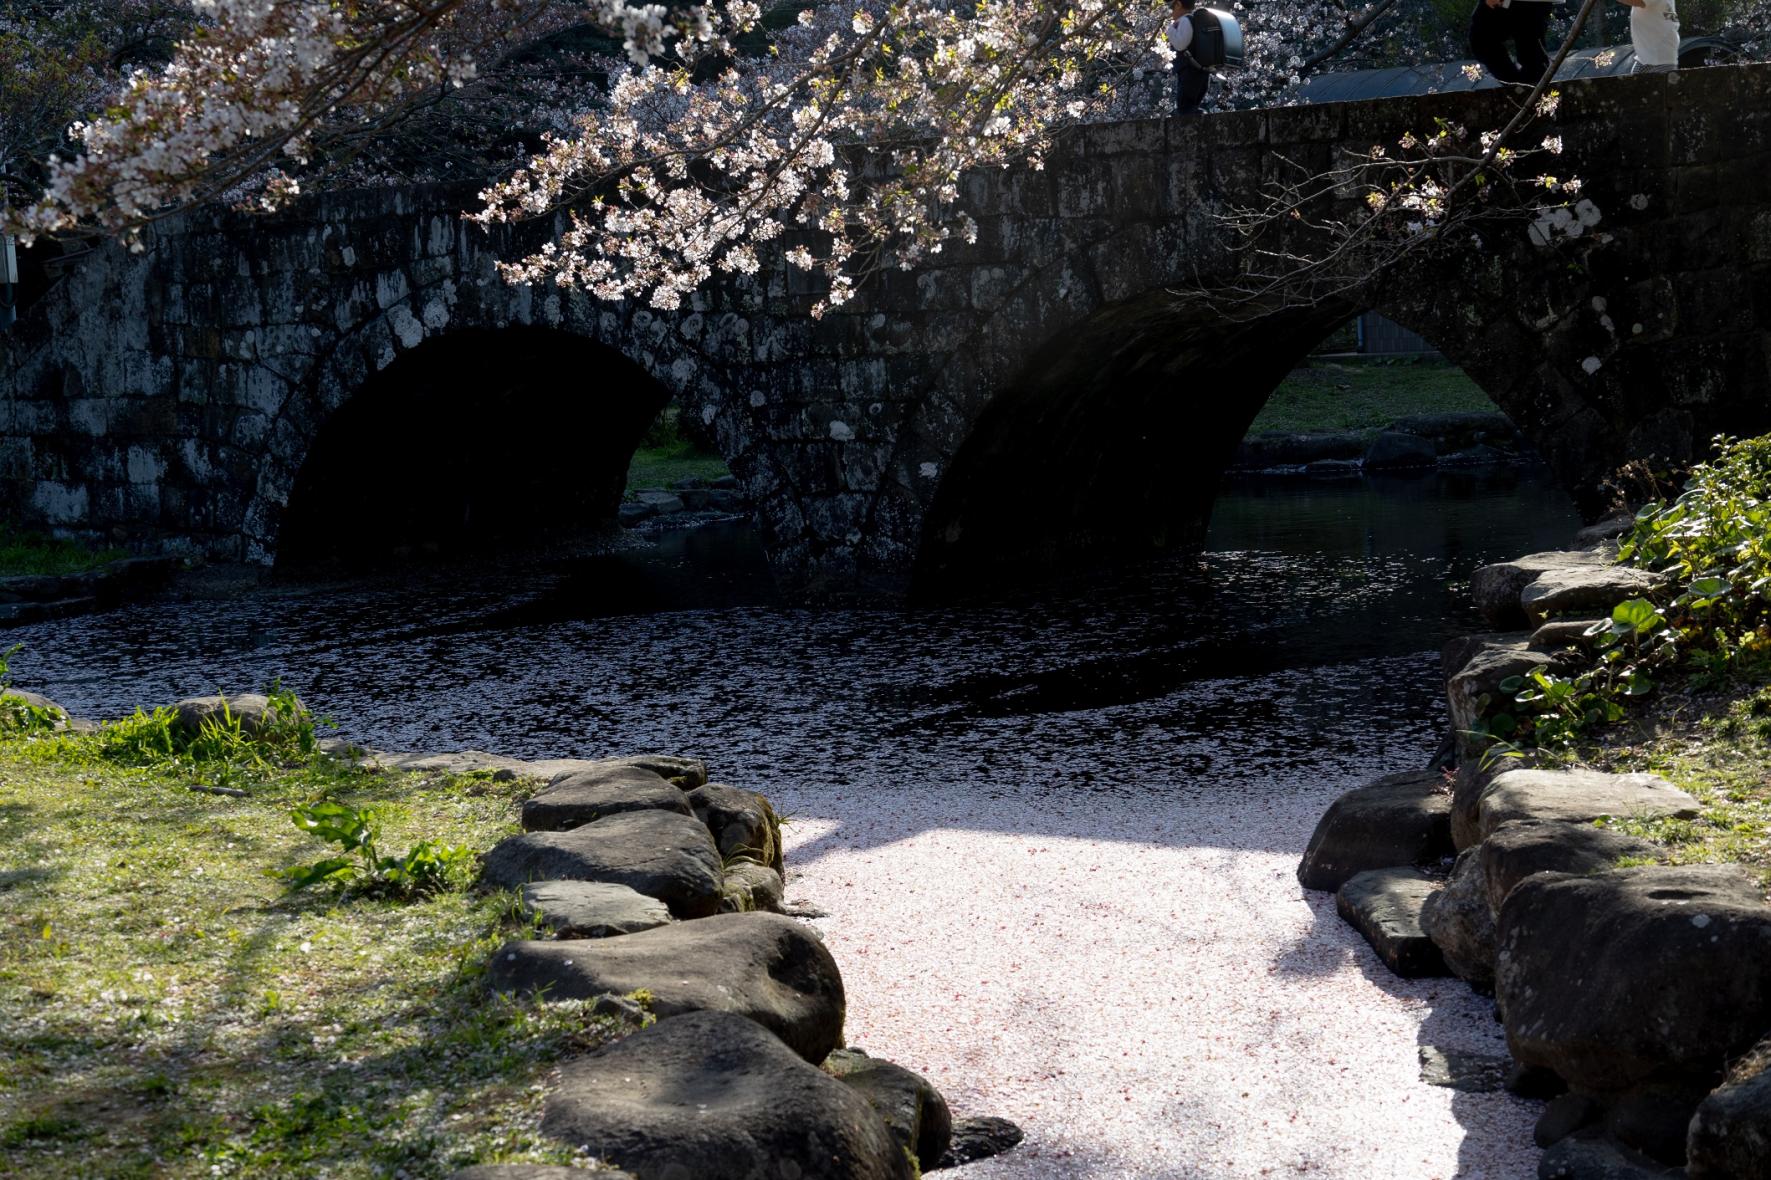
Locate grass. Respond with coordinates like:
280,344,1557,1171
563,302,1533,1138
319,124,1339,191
1573,680,1771,890
1248,358,1497,437
624,440,731,493
0,525,127,578
0,720,636,1179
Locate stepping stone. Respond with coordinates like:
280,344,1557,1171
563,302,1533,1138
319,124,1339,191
541,1010,913,1180
1297,769,1453,892
521,765,691,831
489,912,846,1062
1335,867,1449,978
688,783,783,873
482,810,723,918
518,880,674,939
825,1048,952,1171
1446,644,1559,759
1475,768,1699,842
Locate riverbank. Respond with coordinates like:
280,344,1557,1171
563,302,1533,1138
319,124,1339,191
1305,436,1771,1174
0,722,618,1177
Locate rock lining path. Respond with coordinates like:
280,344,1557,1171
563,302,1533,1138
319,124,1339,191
773,776,1541,1178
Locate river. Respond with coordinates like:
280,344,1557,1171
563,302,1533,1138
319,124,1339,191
14,464,1580,1178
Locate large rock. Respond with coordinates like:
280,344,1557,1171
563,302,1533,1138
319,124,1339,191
1480,819,1664,914
1420,848,1496,989
1472,551,1612,629
1476,768,1700,842
519,880,675,939
541,1010,913,1180
0,689,69,730
489,912,845,1062
1521,566,1661,625
1538,1133,1686,1179
824,1048,953,1170
1447,643,1559,760
720,861,785,913
482,810,724,918
1336,867,1448,978
687,784,784,873
602,754,708,789
1443,631,1533,682
1297,770,1454,892
1688,1044,1771,1178
938,1117,1026,1168
1529,619,1611,654
1497,865,1771,1094
172,692,305,738
521,765,692,832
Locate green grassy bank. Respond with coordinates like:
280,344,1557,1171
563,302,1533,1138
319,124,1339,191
0,708,629,1179
1248,359,1496,436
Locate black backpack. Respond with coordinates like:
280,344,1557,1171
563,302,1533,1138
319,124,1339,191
1188,8,1226,68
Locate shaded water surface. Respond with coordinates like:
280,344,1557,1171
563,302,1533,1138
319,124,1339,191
16,468,1580,788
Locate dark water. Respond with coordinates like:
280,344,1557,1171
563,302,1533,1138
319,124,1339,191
12,467,1580,791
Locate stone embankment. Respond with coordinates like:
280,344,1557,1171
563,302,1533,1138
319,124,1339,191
1231,411,1531,477
619,474,746,527
0,554,174,626
1300,526,1771,1178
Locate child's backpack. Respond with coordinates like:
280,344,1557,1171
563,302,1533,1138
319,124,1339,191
1188,8,1245,69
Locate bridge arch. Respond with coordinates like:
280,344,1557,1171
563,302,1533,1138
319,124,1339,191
272,326,673,566
906,277,1583,593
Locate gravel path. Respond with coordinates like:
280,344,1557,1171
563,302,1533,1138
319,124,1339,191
776,775,1540,1180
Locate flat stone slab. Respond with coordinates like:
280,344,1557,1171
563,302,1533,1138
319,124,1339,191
519,880,675,939
489,912,845,1062
1297,769,1454,892
1472,550,1612,629
541,1010,913,1180
1497,864,1771,1093
1335,867,1449,978
1476,768,1699,842
482,810,724,918
1521,565,1660,625
1418,1046,1510,1093
1480,818,1664,914
1529,619,1610,653
521,765,691,831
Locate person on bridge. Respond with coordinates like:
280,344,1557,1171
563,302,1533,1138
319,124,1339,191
1469,0,1558,84
1617,0,1680,71
1167,0,1220,115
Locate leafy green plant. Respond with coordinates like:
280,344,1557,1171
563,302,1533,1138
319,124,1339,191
0,643,60,734
1481,435,1771,752
274,800,476,899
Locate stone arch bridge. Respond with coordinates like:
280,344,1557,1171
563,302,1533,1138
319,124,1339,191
2,64,1768,598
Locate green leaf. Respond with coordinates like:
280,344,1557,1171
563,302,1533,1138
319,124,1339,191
1611,598,1664,634
1498,675,1525,694
1688,575,1732,598
272,856,358,892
